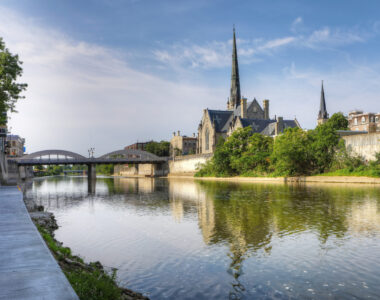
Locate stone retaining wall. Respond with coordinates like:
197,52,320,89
168,153,212,176
342,132,380,161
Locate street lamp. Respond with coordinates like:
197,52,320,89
88,148,95,158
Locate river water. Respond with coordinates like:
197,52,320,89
25,176,380,299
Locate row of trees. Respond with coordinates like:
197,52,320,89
196,113,379,177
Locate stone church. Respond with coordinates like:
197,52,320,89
197,29,301,154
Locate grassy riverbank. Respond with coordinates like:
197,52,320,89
29,210,148,300
37,225,124,299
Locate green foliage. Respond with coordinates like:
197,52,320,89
271,127,313,176
0,37,27,124
145,141,170,157
196,113,377,178
196,128,273,177
326,112,349,130
46,165,63,176
37,225,124,300
65,270,122,300
309,122,340,173
96,164,114,176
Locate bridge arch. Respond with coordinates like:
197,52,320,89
99,149,160,160
19,150,86,160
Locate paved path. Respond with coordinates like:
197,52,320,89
0,186,78,300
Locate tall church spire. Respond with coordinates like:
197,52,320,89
229,26,241,110
317,80,329,125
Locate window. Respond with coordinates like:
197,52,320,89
354,118,358,125
376,116,379,123
205,128,209,150
361,116,366,124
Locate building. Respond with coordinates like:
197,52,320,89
124,141,153,151
6,135,25,157
197,28,300,154
317,81,329,125
347,111,380,132
170,131,197,155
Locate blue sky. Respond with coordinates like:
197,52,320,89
1,0,380,154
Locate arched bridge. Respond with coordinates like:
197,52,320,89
16,149,166,166
14,149,168,192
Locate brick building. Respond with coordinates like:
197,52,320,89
124,141,153,151
348,111,380,132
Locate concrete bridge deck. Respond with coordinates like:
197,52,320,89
0,186,78,300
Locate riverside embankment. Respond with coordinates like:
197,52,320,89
0,185,78,299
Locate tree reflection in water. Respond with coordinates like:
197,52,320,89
26,176,380,299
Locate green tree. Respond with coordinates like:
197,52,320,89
0,37,27,124
229,131,273,174
145,141,170,157
309,123,340,173
326,112,349,130
271,127,313,176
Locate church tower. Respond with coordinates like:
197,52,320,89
227,27,241,111
317,81,329,125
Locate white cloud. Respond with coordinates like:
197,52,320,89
0,6,224,155
304,27,365,48
153,23,367,70
291,17,303,33
153,36,296,69
259,37,296,50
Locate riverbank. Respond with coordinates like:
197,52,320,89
0,186,78,299
25,189,149,300
167,174,380,184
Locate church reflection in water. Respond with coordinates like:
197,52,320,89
104,177,380,298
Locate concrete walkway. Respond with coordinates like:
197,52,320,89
0,186,78,300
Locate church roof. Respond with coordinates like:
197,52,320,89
240,118,276,133
207,109,233,132
240,118,299,135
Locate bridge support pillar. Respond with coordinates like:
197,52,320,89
18,166,27,180
87,164,96,194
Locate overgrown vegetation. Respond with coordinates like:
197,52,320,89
37,224,148,300
196,112,380,178
145,141,170,157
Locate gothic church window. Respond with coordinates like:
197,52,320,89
361,116,366,124
205,128,209,150
354,118,357,125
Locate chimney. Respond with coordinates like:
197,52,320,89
173,132,176,137
275,116,284,135
193,133,196,138
263,99,269,120
177,130,180,136
241,98,247,118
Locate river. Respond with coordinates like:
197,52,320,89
24,176,380,299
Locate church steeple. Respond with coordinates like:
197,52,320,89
317,80,329,125
228,26,241,110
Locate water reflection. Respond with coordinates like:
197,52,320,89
25,177,380,299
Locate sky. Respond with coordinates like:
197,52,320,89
1,0,380,155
